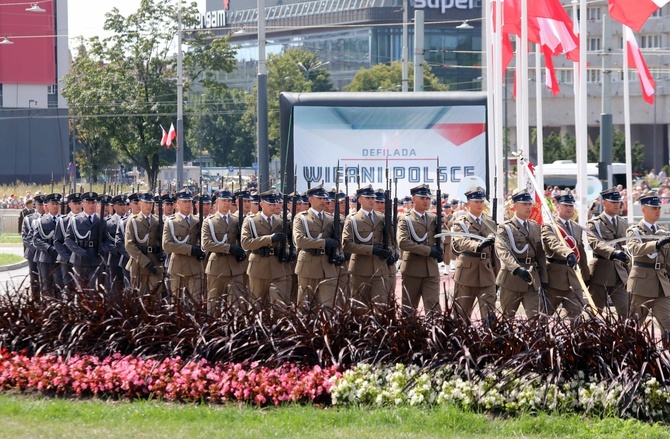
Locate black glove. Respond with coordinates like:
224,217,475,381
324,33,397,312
146,262,158,275
344,252,351,261
476,237,495,253
541,282,548,290
566,253,578,269
229,244,246,258
190,245,206,260
372,244,392,259
610,250,630,264
386,255,396,266
325,238,340,251
513,266,533,284
656,236,670,250
48,247,58,259
158,251,166,263
289,250,297,262
271,232,286,243
584,278,591,288
429,246,444,262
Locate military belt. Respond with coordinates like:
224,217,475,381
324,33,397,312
461,251,490,260
77,240,99,249
547,257,568,265
634,261,663,270
303,248,326,256
252,247,276,257
594,254,608,260
139,245,162,254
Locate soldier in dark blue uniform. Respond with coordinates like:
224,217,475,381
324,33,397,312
54,193,82,290
106,194,128,296
65,192,112,289
31,193,63,298
22,195,45,299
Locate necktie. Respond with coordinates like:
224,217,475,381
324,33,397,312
88,215,93,225
423,214,428,226
476,217,481,226
269,216,273,228
652,224,657,234
186,216,191,227
612,217,617,229
524,221,529,233
319,212,324,222
223,214,228,225
369,212,374,225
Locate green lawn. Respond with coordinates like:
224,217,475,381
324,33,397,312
0,233,23,244
0,395,668,439
0,253,23,266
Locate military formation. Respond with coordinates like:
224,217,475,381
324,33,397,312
18,181,670,333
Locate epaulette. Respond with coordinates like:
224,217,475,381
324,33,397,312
299,211,309,216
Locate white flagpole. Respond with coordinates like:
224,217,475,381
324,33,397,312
535,45,544,193
574,0,588,226
517,0,529,193
493,0,504,223
485,0,496,207
623,25,634,223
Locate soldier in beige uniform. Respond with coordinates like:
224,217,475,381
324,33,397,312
626,194,670,334
162,189,206,303
541,193,590,321
342,184,392,308
241,190,292,304
397,184,443,315
293,185,343,307
587,187,631,317
201,189,247,315
495,190,548,319
451,187,499,322
124,192,165,299
373,188,398,296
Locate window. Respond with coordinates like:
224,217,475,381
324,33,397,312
587,7,602,22
640,34,661,48
588,37,601,52
560,69,573,84
651,6,663,18
587,69,601,83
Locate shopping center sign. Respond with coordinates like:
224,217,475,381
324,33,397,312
195,9,226,29
412,0,481,13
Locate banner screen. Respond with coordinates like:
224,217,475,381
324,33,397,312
290,100,487,198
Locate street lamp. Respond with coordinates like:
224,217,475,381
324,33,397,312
28,100,37,183
297,61,330,81
0,36,13,45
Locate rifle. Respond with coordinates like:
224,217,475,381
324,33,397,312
157,183,166,271
198,176,204,246
356,165,361,211
50,173,54,195
98,183,107,256
61,184,66,216
344,165,350,217
393,177,398,245
280,171,289,262
329,163,344,265
383,157,393,265
434,158,443,262
289,172,297,259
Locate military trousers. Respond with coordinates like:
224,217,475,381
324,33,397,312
248,275,291,305
297,275,345,308
453,283,496,322
545,286,584,320
207,273,247,315
589,282,629,318
499,286,541,320
630,293,670,331
351,274,389,308
401,274,441,315
37,262,62,298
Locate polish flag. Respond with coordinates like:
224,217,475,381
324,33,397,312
626,27,655,104
224,0,230,10
609,0,669,32
160,125,168,146
166,123,176,149
542,46,560,97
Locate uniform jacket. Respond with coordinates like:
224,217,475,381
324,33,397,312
162,213,203,277
342,209,389,277
587,213,630,286
241,212,288,280
115,215,131,269
495,217,548,291
541,217,590,289
397,210,440,277
202,211,245,277
31,213,60,264
64,212,111,267
627,220,670,298
124,213,163,275
54,213,74,264
451,213,499,287
293,209,338,279
22,213,40,261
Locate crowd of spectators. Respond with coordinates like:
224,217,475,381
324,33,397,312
0,191,38,210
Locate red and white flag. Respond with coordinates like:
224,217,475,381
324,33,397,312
224,0,230,10
609,0,669,32
626,27,655,104
166,123,177,149
542,46,560,97
160,125,168,146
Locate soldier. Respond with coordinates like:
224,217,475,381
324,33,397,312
64,192,111,289
372,188,398,297
495,189,548,319
250,192,260,215
18,198,35,234
342,184,392,308
241,189,291,304
124,192,164,298
195,192,212,217
397,184,443,315
626,193,670,335
586,187,631,317
234,190,252,217
54,193,82,290
293,185,343,307
201,189,247,314
296,193,309,213
22,195,44,298
105,195,128,296
451,187,499,322
163,189,206,303
31,193,63,297
541,193,591,321
162,194,175,217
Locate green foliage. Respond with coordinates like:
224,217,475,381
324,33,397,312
593,130,646,174
344,62,449,92
540,131,577,163
185,88,255,167
62,0,237,188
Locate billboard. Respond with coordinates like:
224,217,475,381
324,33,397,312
280,92,487,198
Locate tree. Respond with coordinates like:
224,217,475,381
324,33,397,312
344,62,449,92
242,48,335,159
62,0,237,189
595,130,646,175
186,88,256,167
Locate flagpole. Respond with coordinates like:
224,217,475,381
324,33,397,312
176,0,184,189
485,0,497,221
577,0,588,226
493,0,504,223
535,44,544,194
623,25,634,223
516,0,529,193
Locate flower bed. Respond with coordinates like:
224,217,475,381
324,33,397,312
0,350,338,405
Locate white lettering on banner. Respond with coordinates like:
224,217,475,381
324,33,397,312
361,149,417,157
303,166,475,185
412,0,480,13
195,10,226,29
